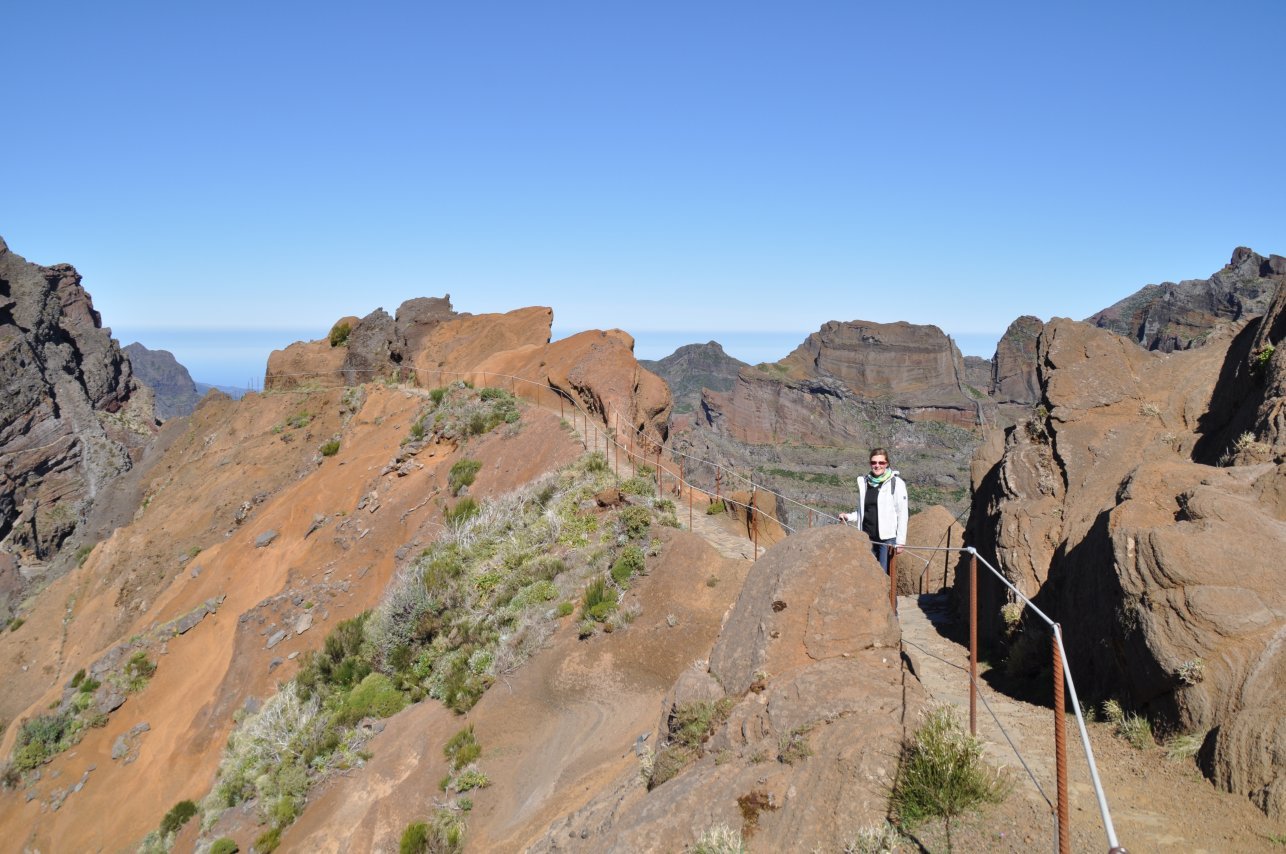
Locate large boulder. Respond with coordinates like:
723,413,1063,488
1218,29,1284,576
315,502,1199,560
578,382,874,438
534,526,922,852
967,283,1286,817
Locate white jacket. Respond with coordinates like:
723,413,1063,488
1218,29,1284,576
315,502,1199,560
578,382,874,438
841,471,908,545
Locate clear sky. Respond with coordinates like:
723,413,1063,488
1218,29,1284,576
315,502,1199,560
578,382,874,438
4,1,1283,386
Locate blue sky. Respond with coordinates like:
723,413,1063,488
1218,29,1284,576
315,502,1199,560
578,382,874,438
4,1,1283,385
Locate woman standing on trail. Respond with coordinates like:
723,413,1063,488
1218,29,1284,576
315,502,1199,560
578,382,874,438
840,447,909,573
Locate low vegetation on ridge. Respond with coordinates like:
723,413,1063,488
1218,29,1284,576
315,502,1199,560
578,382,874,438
194,445,677,848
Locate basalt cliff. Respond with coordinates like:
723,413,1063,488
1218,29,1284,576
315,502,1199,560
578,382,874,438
0,237,156,624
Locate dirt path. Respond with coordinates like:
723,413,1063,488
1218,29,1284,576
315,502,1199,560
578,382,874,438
898,593,1286,852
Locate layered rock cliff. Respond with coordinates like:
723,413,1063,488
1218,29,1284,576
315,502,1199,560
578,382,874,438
668,320,983,525
968,281,1286,817
0,237,155,617
1087,247,1285,351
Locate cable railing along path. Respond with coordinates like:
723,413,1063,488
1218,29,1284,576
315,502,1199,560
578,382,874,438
266,364,1125,853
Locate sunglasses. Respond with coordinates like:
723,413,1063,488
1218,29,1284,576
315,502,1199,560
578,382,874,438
870,461,888,467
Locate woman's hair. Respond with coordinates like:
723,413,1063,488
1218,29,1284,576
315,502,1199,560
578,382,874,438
869,447,890,463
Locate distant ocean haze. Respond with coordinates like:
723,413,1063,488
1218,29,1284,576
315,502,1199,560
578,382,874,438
115,326,1004,390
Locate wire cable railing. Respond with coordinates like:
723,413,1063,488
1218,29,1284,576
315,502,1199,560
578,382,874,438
261,363,1124,853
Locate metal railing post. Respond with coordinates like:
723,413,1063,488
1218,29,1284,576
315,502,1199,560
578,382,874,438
970,552,978,737
1054,623,1070,854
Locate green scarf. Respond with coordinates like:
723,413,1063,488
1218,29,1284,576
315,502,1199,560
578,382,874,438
867,469,892,488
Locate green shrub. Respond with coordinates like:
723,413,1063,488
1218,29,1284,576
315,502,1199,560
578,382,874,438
75,544,94,566
444,725,481,771
556,601,574,617
335,673,408,725
125,652,156,691
1252,344,1275,378
1102,699,1154,750
255,826,282,853
449,459,483,496
582,578,617,622
329,321,352,347
209,839,239,854
71,669,85,688
891,705,1010,836
444,498,479,526
620,476,655,497
649,745,695,789
584,451,609,473
671,699,734,750
706,499,726,515
401,821,431,854
611,546,645,586
8,617,23,632
287,411,312,429
618,506,651,540
78,677,101,694
454,768,490,791
429,387,448,406
17,712,72,767
159,799,198,835
320,439,341,457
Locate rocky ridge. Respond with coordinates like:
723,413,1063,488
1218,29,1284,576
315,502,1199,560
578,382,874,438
1087,246,1285,351
123,342,203,420
0,236,156,621
640,341,747,416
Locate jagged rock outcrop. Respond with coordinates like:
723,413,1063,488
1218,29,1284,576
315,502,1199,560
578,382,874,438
473,328,672,446
967,284,1286,817
990,315,1044,405
535,526,922,852
640,341,747,415
123,342,202,420
0,237,155,599
1087,247,1285,351
264,298,553,390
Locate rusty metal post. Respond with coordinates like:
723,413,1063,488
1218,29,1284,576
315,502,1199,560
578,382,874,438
1054,625,1070,854
970,552,978,737
888,548,898,615
715,470,722,503
614,413,619,479
809,508,814,528
686,463,692,528
751,500,758,561
656,449,662,493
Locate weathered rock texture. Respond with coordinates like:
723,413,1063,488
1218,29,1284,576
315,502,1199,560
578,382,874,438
990,315,1044,405
0,237,155,607
123,342,202,420
1087,247,1285,351
534,525,922,852
640,341,747,415
968,283,1286,817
